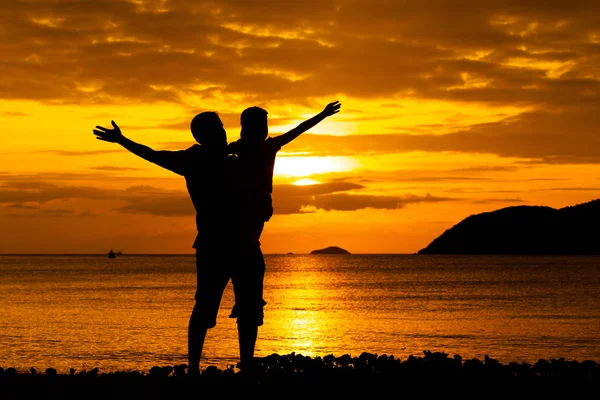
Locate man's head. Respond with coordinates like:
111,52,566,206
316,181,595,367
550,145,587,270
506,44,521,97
240,106,268,143
190,111,227,149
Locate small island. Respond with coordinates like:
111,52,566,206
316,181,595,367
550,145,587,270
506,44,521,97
310,246,351,254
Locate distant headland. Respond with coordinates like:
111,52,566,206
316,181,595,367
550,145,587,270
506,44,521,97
418,199,600,255
310,246,351,254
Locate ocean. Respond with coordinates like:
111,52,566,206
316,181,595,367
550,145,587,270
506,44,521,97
1,254,599,373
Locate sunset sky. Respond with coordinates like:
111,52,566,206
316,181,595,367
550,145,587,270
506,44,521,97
1,0,600,254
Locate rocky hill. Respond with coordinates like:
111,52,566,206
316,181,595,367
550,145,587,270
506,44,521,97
418,199,600,254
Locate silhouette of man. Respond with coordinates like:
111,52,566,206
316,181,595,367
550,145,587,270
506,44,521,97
92,114,265,376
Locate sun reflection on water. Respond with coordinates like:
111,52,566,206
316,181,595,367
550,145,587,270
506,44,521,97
264,256,339,357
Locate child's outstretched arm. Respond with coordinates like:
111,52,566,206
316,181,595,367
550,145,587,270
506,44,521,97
273,100,341,147
93,120,187,175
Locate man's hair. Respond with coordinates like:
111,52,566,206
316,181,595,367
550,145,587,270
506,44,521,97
240,106,268,141
190,111,226,146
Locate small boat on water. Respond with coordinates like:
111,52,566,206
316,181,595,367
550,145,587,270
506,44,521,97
107,250,122,258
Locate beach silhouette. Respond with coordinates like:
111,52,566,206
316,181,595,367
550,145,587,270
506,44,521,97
1,351,597,394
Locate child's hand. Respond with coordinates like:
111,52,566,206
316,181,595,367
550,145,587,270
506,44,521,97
93,120,124,143
323,101,341,117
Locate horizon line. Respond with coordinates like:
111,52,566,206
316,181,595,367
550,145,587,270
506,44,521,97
0,252,416,256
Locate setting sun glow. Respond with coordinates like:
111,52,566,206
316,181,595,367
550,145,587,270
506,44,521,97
274,156,359,178
292,178,321,186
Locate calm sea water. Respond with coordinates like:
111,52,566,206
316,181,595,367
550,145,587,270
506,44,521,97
1,254,599,373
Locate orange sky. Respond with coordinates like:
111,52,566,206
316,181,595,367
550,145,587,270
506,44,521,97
1,0,600,254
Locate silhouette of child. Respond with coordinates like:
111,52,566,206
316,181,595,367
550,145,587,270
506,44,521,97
227,101,342,244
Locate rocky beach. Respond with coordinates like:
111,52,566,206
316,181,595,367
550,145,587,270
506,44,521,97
2,351,598,397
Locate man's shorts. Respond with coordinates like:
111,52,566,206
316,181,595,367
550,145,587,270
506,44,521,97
193,247,266,328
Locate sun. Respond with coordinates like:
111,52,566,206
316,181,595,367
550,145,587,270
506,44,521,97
291,178,321,186
274,156,359,177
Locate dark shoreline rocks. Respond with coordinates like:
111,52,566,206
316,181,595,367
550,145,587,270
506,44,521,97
1,351,598,394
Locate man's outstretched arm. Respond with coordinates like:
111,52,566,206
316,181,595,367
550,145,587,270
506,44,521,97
272,100,341,147
93,120,185,175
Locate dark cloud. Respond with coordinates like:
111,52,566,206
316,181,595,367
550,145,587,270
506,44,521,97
0,171,174,185
443,188,522,194
525,178,567,181
0,172,454,216
272,183,455,214
543,187,600,191
0,182,119,203
272,181,362,214
115,181,453,216
451,166,521,173
296,169,520,185
281,109,600,163
115,193,194,216
1,0,598,109
395,176,486,182
471,198,524,204
2,0,599,166
116,181,370,216
0,174,182,203
77,210,99,217
274,181,363,196
39,208,75,216
311,193,453,212
3,207,77,218
6,203,39,209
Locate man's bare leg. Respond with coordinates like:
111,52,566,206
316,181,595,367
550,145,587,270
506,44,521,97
188,313,208,376
238,323,258,371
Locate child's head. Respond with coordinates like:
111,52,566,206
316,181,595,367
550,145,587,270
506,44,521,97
240,106,268,143
190,111,227,149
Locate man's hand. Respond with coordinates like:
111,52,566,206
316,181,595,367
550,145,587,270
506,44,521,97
93,120,124,143
322,101,341,117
